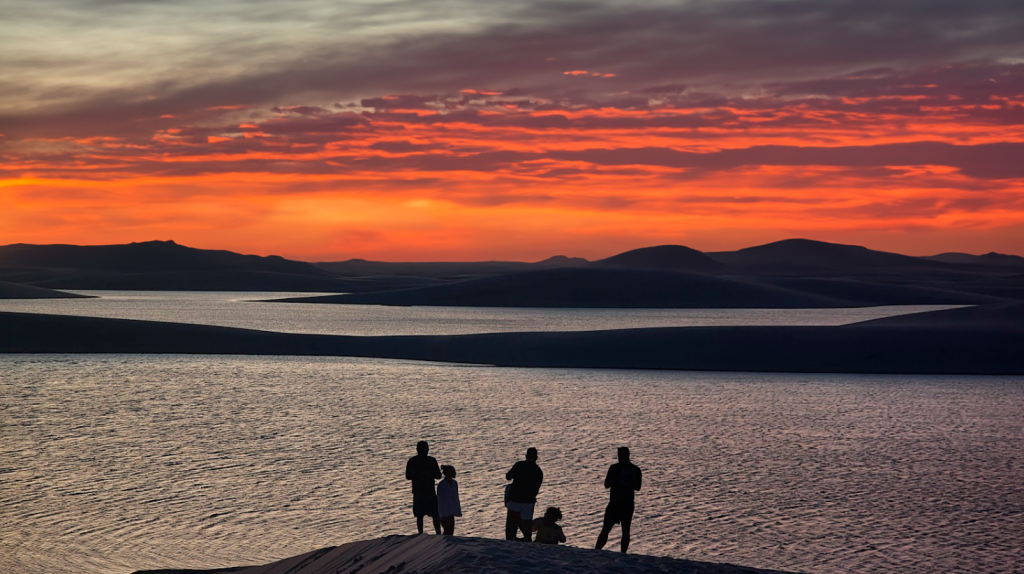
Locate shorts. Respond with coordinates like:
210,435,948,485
413,492,439,517
505,500,536,522
603,503,634,525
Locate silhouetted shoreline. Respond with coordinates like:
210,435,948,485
3,303,1023,374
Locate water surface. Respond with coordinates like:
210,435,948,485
2,355,1021,574
0,290,962,335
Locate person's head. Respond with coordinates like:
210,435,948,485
417,441,429,456
618,446,630,462
544,507,562,523
526,447,538,461
442,465,456,479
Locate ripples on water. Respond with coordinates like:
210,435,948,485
1,355,1021,574
0,290,963,335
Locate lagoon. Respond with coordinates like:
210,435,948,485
1,354,1021,574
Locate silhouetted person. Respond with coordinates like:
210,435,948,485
532,506,567,545
505,447,543,541
595,446,642,553
406,440,442,534
437,465,462,535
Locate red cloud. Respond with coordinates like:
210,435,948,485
4,61,1024,258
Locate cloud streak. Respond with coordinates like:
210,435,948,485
2,0,1024,258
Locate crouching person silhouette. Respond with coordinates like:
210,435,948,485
532,507,567,545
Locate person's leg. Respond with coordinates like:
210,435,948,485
620,517,632,553
595,511,616,550
519,517,532,542
505,509,520,540
416,514,424,534
432,514,442,535
518,504,534,542
441,516,454,535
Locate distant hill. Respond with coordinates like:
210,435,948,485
708,238,949,274
0,280,90,299
0,240,363,292
921,252,1024,267
534,255,589,268
0,240,327,275
27,271,371,293
591,245,726,273
275,267,859,308
314,256,587,278
3,238,1018,298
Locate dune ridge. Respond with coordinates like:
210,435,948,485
131,534,798,574
272,267,1002,308
0,280,90,299
3,303,1022,374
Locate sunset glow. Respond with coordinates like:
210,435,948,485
3,0,1024,260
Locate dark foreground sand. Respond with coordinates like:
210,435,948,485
3,303,1023,374
132,534,799,574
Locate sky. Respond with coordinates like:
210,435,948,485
2,0,1024,261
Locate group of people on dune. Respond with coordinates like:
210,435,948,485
405,441,643,553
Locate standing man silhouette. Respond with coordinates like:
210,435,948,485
406,440,442,534
505,447,543,541
595,446,642,553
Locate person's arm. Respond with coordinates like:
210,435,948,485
635,466,643,491
531,517,543,532
506,461,518,481
557,525,566,543
431,458,442,480
604,465,615,489
405,458,414,481
454,481,462,516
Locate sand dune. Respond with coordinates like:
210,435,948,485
852,301,1024,330
273,267,1000,308
273,268,850,308
752,276,1004,305
131,534,798,574
0,280,89,299
3,303,1022,374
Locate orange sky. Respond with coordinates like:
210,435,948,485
3,2,1024,260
